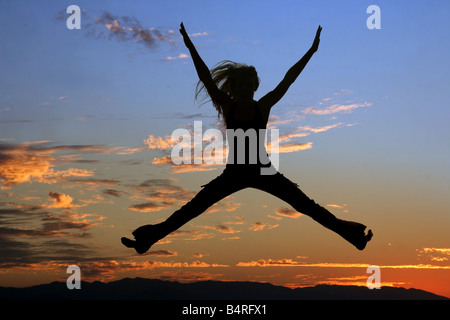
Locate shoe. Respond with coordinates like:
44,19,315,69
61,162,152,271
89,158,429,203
121,224,165,254
334,220,373,250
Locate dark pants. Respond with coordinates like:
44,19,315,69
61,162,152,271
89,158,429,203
162,166,338,234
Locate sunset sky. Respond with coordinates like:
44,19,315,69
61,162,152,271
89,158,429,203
1,0,449,298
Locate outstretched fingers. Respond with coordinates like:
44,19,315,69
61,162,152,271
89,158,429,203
316,25,322,36
311,25,322,52
180,22,188,37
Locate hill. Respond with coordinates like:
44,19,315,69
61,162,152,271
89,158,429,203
0,277,447,300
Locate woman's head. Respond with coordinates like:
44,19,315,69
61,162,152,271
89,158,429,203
196,60,260,118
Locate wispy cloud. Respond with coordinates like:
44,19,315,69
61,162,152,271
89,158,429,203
143,250,178,257
60,9,208,54
89,11,173,49
302,102,372,116
417,248,450,262
155,271,224,283
326,203,349,213
248,222,279,231
204,225,240,234
237,258,450,270
0,259,229,282
102,188,127,197
128,178,224,213
162,53,189,61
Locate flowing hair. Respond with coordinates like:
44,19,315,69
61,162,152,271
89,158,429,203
195,60,260,120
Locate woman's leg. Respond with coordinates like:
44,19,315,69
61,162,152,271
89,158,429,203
122,169,247,253
251,172,372,250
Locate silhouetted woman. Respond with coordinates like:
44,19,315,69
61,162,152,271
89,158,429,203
122,23,372,254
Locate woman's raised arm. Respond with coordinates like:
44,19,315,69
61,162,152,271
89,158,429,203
180,23,230,107
259,25,322,110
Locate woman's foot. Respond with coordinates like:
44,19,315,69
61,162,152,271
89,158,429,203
121,224,166,254
334,220,373,250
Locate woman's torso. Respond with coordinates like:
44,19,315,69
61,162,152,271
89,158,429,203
224,100,271,169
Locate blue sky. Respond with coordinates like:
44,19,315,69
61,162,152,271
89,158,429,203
1,0,449,297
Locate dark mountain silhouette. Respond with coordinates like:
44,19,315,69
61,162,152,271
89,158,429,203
0,277,448,300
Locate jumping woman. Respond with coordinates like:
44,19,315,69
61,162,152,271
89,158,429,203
121,23,373,254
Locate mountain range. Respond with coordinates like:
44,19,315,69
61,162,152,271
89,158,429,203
0,277,448,300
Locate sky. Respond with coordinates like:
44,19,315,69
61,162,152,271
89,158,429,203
0,0,449,298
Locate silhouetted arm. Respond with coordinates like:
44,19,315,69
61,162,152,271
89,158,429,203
259,26,322,110
180,23,231,108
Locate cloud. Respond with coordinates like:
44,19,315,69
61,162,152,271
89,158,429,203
128,202,167,213
45,192,81,209
275,207,303,219
296,123,343,133
204,225,240,234
128,178,197,213
0,147,94,189
102,189,127,197
155,271,224,283
144,134,180,150
162,53,189,61
76,10,186,52
0,257,228,283
417,248,450,262
67,178,120,186
0,141,133,189
277,142,313,153
236,258,450,270
189,32,209,38
152,112,216,120
144,250,178,257
128,178,239,215
237,258,305,267
326,203,349,213
302,102,372,116
205,198,240,214
0,205,104,242
224,216,245,225
249,222,279,231
267,114,305,128
145,131,226,173
93,11,167,48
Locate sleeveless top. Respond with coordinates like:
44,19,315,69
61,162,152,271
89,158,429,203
224,101,272,170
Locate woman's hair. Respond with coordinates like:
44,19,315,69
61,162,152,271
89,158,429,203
195,60,260,120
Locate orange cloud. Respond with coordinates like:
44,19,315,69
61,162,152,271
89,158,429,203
155,271,224,283
204,225,240,234
45,192,81,209
151,155,222,173
143,250,178,257
128,178,197,212
417,248,450,262
276,142,313,153
0,141,130,189
236,258,450,270
128,202,167,212
275,207,303,219
249,222,279,231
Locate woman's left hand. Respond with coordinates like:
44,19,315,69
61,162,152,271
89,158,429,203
310,25,322,52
